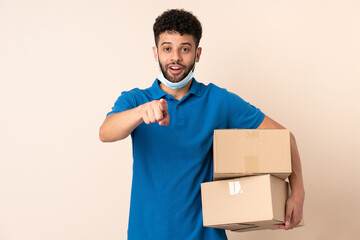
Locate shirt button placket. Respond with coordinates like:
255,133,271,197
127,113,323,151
175,103,184,125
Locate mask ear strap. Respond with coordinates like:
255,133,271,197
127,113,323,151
190,48,198,72
157,48,160,62
156,48,163,73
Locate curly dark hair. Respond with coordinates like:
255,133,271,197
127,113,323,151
153,9,202,47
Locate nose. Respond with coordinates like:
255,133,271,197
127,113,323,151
171,50,182,62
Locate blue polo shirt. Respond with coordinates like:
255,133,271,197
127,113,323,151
107,79,265,240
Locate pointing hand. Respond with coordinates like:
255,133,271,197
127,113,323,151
140,99,170,126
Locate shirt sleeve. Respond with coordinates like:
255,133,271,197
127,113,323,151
106,90,137,117
226,91,265,129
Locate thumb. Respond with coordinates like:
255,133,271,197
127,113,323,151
158,99,170,126
159,113,170,126
159,99,168,112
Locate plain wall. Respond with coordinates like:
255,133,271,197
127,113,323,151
1,0,359,239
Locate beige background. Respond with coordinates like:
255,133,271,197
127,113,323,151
1,0,359,239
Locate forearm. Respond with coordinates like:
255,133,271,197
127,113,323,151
288,133,305,199
99,106,143,142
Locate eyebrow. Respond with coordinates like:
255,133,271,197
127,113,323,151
160,42,193,47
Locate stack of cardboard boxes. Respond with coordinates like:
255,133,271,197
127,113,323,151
201,129,302,232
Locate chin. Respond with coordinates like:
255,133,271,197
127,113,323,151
165,75,183,83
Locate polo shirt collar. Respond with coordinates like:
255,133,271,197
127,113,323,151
188,78,202,97
150,78,202,99
150,79,167,99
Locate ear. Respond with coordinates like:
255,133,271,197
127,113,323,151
195,47,202,62
152,46,158,61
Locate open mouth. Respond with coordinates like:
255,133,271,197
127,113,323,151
170,66,181,70
168,65,184,75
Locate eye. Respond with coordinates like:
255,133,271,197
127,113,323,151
182,48,190,52
164,47,171,52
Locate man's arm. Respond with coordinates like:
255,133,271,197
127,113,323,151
99,99,170,142
257,115,305,230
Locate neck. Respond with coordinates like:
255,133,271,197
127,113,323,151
159,79,193,101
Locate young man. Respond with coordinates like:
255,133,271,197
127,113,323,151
100,9,305,240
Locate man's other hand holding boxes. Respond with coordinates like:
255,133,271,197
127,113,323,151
201,129,304,233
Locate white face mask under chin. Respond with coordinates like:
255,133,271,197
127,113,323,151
157,69,194,89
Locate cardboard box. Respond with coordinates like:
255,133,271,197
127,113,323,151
213,129,292,180
201,174,292,232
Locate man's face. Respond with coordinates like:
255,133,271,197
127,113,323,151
153,31,202,83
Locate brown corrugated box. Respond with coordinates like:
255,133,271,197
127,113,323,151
213,129,292,180
201,174,303,232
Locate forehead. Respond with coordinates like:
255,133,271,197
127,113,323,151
158,31,196,46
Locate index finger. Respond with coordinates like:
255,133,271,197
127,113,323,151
159,99,168,112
